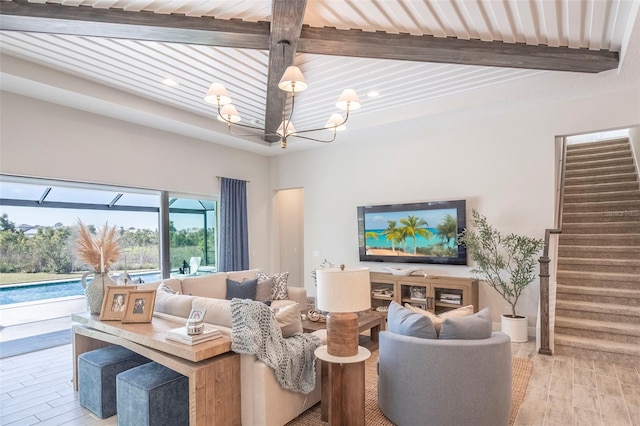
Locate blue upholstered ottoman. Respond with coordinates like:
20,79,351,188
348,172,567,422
78,345,150,419
116,362,189,426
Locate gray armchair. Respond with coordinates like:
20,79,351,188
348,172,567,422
378,330,512,426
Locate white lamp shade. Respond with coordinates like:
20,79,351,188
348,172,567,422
316,267,371,313
205,83,232,105
336,89,361,111
277,120,295,137
278,66,309,93
217,104,241,123
325,113,347,131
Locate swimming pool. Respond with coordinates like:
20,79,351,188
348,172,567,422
0,272,162,305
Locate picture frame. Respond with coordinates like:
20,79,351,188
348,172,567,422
410,286,427,301
121,290,156,323
100,285,137,321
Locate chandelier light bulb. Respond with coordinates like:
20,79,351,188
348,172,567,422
217,104,241,123
205,83,232,105
325,114,347,131
278,66,309,93
336,89,361,111
277,120,296,137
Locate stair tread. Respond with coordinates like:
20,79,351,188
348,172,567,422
555,316,640,334
557,299,640,314
557,257,640,265
554,334,640,354
556,245,640,251
557,284,640,296
557,270,640,284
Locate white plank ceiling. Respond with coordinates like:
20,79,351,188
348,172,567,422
1,0,638,154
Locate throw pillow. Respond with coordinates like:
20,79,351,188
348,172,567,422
256,271,289,300
439,308,492,340
158,281,179,294
255,277,274,302
387,301,437,339
226,278,258,300
275,303,303,338
404,303,475,335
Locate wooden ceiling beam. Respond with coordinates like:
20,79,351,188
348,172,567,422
262,0,307,143
298,26,619,74
0,0,270,49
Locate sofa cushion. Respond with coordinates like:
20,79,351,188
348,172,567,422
275,303,303,337
181,273,227,298
192,297,232,328
226,278,258,300
255,277,274,302
154,292,197,318
388,301,437,339
257,271,289,300
439,308,492,340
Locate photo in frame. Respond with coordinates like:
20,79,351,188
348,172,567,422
121,290,156,323
100,285,137,320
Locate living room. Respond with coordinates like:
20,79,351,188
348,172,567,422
1,1,640,425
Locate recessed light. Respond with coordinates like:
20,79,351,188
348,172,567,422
162,78,179,87
367,90,380,98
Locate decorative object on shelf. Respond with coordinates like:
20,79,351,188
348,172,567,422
316,265,371,357
372,288,394,298
457,209,544,342
310,258,335,286
186,308,206,335
100,285,136,321
409,286,427,301
121,290,156,323
307,309,326,323
75,219,122,315
205,40,361,149
381,266,422,276
375,306,389,313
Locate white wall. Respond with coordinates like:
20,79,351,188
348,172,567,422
270,86,640,332
0,92,273,270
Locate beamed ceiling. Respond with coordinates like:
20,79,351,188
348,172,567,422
0,0,638,155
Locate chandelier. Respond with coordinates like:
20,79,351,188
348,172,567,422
204,40,361,149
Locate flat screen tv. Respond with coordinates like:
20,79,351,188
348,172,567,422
357,199,467,265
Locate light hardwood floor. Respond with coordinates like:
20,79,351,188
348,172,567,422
1,341,638,425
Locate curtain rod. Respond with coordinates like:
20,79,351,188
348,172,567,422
216,176,251,183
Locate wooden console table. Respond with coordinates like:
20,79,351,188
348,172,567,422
71,312,240,426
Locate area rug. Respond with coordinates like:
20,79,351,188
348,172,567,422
288,352,533,426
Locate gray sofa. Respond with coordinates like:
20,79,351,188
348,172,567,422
378,330,512,426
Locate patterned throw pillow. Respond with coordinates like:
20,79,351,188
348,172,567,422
158,281,179,294
256,271,289,300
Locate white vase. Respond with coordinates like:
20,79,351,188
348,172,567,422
81,272,116,314
501,314,528,342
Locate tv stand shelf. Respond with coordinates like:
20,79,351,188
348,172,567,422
370,272,478,316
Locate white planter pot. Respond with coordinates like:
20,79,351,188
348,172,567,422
501,314,528,342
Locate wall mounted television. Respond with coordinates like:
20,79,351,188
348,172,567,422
357,199,467,265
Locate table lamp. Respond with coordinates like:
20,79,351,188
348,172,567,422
316,265,371,357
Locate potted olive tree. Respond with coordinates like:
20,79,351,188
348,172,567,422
458,209,544,342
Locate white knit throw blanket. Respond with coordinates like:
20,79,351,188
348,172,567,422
230,298,322,394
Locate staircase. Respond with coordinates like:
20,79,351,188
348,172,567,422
554,138,640,364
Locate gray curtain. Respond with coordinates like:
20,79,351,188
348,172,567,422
218,177,249,272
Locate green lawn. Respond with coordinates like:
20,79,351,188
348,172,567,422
0,272,85,286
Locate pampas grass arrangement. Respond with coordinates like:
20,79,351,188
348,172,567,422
75,219,121,273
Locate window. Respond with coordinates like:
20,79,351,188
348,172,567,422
169,196,217,273
0,176,217,297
